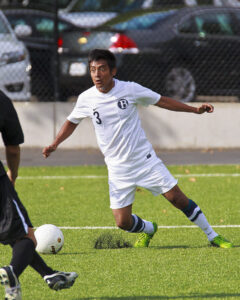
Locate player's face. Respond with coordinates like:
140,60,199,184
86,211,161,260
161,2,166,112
90,59,116,93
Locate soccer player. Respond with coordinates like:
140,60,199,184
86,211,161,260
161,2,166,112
0,91,78,300
42,49,232,249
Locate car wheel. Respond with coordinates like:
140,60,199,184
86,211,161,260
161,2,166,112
164,67,196,102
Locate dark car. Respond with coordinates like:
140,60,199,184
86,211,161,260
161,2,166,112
59,0,188,28
3,9,84,100
59,6,240,102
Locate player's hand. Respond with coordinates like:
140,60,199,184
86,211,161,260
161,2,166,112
42,145,57,158
196,104,214,114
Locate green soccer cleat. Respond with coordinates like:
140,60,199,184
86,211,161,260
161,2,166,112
210,235,233,248
134,222,158,248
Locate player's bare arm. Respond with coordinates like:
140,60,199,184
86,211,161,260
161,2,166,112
5,145,21,185
155,96,214,114
42,120,78,158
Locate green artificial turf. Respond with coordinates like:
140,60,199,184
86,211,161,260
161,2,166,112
0,165,239,300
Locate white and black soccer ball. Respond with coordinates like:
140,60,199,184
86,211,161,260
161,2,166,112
35,224,64,254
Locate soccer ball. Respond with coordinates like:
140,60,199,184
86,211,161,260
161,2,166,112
35,224,64,254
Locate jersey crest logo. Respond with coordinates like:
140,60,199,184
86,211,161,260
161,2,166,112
118,99,129,109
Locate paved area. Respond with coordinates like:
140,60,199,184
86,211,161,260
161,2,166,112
1,147,239,166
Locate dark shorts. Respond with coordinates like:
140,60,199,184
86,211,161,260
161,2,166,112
0,172,33,245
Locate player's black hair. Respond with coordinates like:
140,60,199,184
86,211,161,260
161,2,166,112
88,49,116,71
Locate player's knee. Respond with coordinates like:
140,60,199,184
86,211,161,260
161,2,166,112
24,235,37,248
18,237,36,250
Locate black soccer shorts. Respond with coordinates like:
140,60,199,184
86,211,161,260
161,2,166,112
0,172,33,245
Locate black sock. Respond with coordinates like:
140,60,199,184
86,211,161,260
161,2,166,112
128,214,145,232
181,199,202,221
10,238,35,278
29,251,54,277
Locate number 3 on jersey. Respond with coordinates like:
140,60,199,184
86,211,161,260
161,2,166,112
93,111,102,124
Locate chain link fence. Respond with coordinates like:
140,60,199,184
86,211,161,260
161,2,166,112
0,0,240,102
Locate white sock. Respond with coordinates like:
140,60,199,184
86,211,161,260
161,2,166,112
142,220,154,234
193,213,218,241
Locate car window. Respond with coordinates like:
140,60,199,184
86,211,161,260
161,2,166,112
108,10,176,30
0,15,11,33
5,15,30,29
32,17,73,38
195,12,234,36
179,11,235,36
71,0,146,12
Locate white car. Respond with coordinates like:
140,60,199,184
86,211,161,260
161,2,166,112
0,10,31,101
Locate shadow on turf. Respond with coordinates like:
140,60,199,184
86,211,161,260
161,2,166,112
74,293,240,299
152,244,240,250
57,252,91,255
151,245,209,250
57,244,240,255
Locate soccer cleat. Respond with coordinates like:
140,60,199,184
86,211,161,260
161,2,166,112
210,235,233,248
134,221,158,248
44,271,78,291
0,266,21,300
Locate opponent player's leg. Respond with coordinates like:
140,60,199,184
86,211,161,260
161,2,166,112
163,185,232,248
112,204,158,248
1,227,78,299
9,228,36,277
0,238,32,300
0,179,37,300
25,228,78,291
0,227,36,300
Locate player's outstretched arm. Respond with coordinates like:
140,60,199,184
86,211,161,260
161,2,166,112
155,96,214,114
42,120,78,158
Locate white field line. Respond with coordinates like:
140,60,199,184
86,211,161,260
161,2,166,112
18,175,107,179
19,173,240,230
32,225,240,230
18,173,240,180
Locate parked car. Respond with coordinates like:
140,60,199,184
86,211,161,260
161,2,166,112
0,10,31,101
59,6,240,102
59,0,189,28
59,0,240,29
3,8,84,100
59,0,149,28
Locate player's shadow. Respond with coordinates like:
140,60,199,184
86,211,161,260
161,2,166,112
151,245,207,250
75,293,240,299
58,244,240,254
152,244,240,250
152,245,191,250
57,251,95,255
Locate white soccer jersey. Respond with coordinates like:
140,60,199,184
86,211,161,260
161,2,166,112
67,79,161,176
